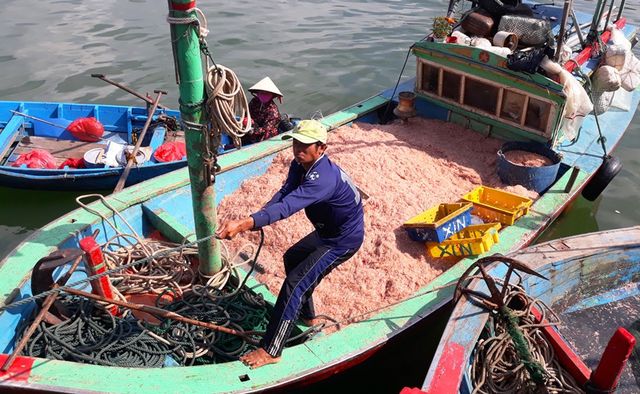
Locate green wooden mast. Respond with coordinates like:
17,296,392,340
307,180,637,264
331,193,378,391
168,0,221,275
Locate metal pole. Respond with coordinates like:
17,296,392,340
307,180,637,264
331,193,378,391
555,0,573,62
587,0,607,43
168,0,221,275
91,74,169,110
113,90,165,193
570,9,586,47
617,0,626,21
603,0,616,31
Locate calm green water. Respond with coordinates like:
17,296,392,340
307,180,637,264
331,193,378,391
0,1,638,389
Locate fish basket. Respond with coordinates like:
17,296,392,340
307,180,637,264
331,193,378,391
461,186,532,225
426,223,501,258
403,203,473,242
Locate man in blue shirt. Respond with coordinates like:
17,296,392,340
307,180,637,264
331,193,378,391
216,119,365,368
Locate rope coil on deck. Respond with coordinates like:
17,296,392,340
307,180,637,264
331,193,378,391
470,283,583,394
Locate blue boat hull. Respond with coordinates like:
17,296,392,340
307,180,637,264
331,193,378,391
0,101,237,190
416,227,640,393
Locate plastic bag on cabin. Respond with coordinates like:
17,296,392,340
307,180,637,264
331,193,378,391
153,141,187,163
507,47,552,74
67,117,104,142
58,157,85,169
12,149,57,169
557,69,593,141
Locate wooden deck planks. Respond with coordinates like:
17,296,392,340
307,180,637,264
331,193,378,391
10,136,105,166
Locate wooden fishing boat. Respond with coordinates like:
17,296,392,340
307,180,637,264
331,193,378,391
0,101,186,190
0,0,639,392
0,101,239,190
403,226,640,393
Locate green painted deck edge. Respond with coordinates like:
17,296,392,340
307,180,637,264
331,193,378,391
321,95,388,127
0,94,594,393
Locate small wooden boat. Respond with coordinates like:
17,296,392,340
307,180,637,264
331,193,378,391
0,0,638,392
404,226,640,393
0,101,237,190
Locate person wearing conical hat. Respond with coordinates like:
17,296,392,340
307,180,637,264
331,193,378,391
217,120,365,369
243,77,283,144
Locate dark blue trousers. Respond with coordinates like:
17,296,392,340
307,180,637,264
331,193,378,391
260,232,359,357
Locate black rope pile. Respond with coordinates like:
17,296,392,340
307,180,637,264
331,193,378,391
21,296,175,368
18,282,274,367
148,284,270,366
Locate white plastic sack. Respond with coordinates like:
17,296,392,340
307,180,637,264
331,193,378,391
558,44,572,65
592,90,614,115
620,54,640,91
539,56,563,76
451,30,471,46
605,45,628,71
484,46,512,57
610,88,633,111
470,37,492,48
609,26,632,52
592,65,621,92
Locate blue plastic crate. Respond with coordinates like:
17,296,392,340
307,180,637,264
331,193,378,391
403,203,473,242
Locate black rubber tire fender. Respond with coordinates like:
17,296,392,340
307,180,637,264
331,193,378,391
582,156,623,201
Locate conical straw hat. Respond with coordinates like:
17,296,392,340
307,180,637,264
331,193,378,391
248,77,283,97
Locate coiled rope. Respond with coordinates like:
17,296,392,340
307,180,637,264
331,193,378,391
470,284,583,394
167,6,251,147
22,296,175,367
204,64,252,145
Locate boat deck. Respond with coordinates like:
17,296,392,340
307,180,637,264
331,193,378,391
5,130,185,168
10,136,105,167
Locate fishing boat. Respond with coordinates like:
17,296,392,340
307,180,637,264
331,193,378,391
403,226,640,393
0,100,242,191
0,0,639,392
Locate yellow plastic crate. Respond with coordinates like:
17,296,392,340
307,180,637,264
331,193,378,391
403,203,473,242
460,186,533,226
426,223,501,258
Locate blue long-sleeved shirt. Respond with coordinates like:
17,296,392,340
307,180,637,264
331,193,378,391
250,155,364,249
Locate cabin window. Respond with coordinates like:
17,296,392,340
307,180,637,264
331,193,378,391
416,59,555,137
442,71,462,102
420,63,439,94
525,97,551,132
500,90,526,123
463,78,499,114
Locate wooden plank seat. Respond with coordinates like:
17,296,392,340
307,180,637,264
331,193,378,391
9,136,106,167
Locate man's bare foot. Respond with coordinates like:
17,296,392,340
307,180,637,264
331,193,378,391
240,348,280,369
